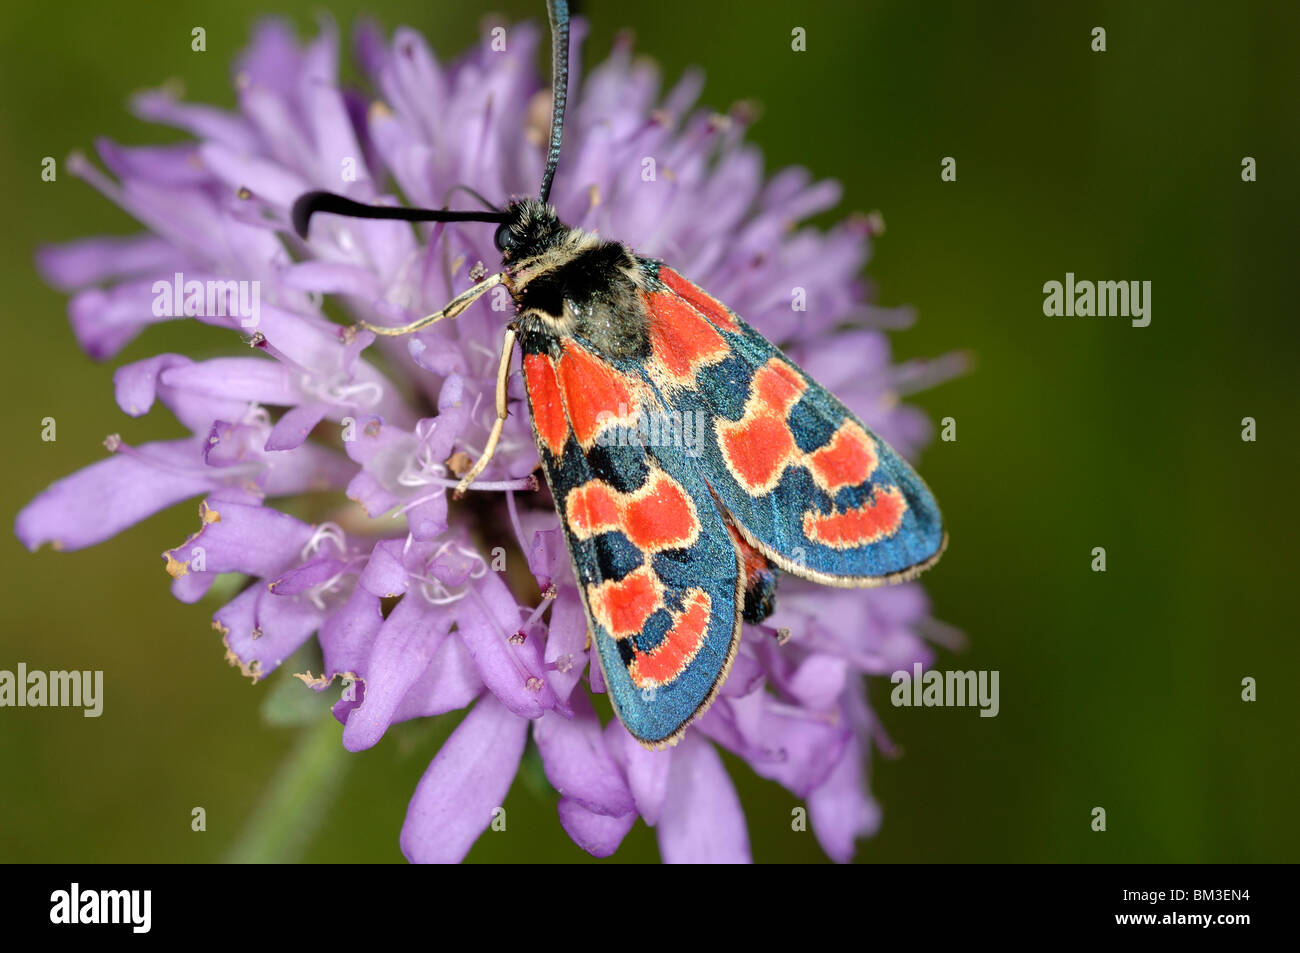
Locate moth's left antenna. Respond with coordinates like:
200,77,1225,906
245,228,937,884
537,0,571,205
291,191,509,239
292,0,571,238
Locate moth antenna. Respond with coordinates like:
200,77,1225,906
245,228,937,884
538,0,571,205
294,1,570,230
292,190,509,239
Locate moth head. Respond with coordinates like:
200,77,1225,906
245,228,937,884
494,199,568,262
291,1,574,269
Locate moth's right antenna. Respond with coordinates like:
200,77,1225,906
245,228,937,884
537,0,570,205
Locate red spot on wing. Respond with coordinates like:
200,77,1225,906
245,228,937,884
567,482,621,537
718,359,808,493
802,487,907,549
588,566,660,638
721,417,797,491
645,290,729,384
806,422,879,493
629,589,711,688
658,267,740,332
566,470,699,552
555,344,636,447
754,360,806,405
523,353,568,457
623,472,698,551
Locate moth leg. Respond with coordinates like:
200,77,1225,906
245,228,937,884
455,323,518,497
357,272,504,337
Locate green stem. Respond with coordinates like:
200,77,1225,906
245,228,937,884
227,715,351,863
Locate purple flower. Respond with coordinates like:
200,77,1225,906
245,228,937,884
19,16,954,863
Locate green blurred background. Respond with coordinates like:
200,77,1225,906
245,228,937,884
1,0,1296,863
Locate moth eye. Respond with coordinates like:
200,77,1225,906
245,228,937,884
494,222,516,254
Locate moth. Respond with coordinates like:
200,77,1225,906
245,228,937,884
293,0,945,747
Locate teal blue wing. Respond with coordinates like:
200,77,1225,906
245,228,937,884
638,264,946,587
519,331,743,747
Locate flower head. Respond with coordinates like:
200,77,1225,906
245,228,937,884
20,16,950,863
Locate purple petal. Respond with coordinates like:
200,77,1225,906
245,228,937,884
69,281,176,360
16,440,214,552
304,81,371,187
97,138,209,187
319,586,383,678
167,557,215,602
131,88,259,151
656,734,751,864
152,373,251,437
265,402,330,451
342,595,452,751
390,633,484,723
236,18,305,98
428,541,478,588
720,649,765,698
455,573,556,719
114,354,193,417
534,692,635,817
400,693,526,864
162,499,314,578
557,798,636,858
257,442,357,497
756,649,847,711
341,412,414,465
405,495,447,541
701,697,850,798
64,153,228,262
160,357,298,407
408,335,468,376
332,678,365,725
36,234,186,292
606,719,672,826
198,141,309,208
543,586,589,703
527,524,565,591
425,374,469,460
267,557,347,595
808,735,881,863
793,329,890,393
345,471,401,518
281,260,384,298
238,83,314,174
356,538,409,597
214,581,325,680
